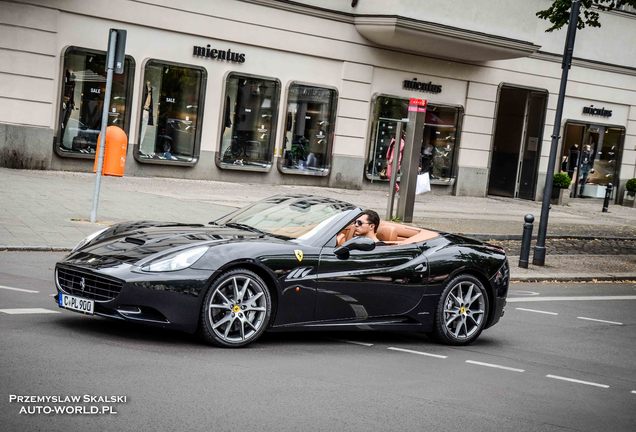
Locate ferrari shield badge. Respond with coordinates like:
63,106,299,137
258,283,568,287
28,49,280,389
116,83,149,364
294,249,304,262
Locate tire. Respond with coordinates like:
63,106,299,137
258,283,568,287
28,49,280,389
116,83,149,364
200,268,272,348
433,274,489,346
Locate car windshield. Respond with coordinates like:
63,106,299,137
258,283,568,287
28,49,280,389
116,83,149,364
213,195,356,239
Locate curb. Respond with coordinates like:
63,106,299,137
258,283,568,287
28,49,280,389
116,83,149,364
511,275,636,283
0,246,72,252
465,234,636,241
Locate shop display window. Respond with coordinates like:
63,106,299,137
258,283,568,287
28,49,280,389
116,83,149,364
280,84,337,175
57,47,134,157
366,96,462,183
219,74,280,170
137,61,206,163
561,122,625,198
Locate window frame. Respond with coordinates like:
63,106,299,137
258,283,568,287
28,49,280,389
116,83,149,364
277,81,339,177
132,58,207,167
215,72,281,172
54,45,136,160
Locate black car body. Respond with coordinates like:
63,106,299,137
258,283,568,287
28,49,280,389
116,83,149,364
54,194,508,347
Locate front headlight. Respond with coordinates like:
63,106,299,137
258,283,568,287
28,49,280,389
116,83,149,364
71,227,109,252
141,246,209,272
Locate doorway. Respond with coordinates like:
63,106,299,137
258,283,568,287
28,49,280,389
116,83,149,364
488,85,548,199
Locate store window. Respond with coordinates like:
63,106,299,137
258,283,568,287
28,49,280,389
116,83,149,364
136,61,206,164
366,96,462,183
561,121,625,198
280,84,337,175
57,47,134,157
219,74,280,170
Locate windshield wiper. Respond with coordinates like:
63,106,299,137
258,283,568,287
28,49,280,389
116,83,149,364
224,222,268,236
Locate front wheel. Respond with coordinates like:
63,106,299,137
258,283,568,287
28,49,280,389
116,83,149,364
200,268,272,348
433,274,489,345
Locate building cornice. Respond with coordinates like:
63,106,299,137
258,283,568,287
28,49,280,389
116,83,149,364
353,15,541,61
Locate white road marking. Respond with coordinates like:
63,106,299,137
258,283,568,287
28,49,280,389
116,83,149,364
509,295,636,303
465,360,525,373
387,347,447,359
0,285,39,294
577,316,623,325
336,339,374,347
546,374,609,389
0,308,60,315
512,290,540,296
516,307,558,315
632,391,636,394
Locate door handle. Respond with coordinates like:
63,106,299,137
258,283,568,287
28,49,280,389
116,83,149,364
415,263,427,272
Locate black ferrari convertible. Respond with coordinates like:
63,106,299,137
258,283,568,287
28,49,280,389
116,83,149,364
54,194,508,347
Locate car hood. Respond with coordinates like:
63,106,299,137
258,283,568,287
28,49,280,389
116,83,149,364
67,221,271,266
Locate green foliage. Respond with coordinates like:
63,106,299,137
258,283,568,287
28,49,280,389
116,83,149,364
553,172,572,189
390,216,402,223
626,178,636,193
537,0,636,32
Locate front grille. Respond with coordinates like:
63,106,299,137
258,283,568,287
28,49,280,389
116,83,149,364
56,266,123,302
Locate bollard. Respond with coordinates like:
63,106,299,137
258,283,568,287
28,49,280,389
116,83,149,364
602,183,613,213
518,214,534,269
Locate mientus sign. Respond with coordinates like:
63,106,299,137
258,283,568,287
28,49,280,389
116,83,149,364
403,78,442,94
582,104,612,117
193,44,245,63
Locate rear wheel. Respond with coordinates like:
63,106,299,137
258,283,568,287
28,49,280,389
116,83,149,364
200,268,272,348
433,274,489,345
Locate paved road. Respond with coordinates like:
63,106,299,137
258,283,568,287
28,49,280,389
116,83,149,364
1,252,635,432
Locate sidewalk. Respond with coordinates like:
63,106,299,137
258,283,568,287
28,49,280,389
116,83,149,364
0,168,634,282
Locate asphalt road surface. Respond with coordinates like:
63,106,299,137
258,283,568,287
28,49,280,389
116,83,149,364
1,251,635,432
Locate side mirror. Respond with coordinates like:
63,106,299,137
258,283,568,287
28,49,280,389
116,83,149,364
334,236,376,259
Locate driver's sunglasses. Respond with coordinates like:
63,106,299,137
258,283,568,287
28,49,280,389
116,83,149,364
354,220,369,227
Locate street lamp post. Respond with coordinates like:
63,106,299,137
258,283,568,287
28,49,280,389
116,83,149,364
533,0,581,266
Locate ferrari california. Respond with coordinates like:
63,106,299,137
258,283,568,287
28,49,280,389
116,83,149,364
54,194,508,347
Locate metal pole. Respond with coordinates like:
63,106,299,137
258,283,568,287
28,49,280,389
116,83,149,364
518,214,534,269
90,30,117,223
533,0,580,266
397,104,426,223
602,183,613,212
386,122,403,220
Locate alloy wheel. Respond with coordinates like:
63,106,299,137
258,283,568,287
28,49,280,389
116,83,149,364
442,280,486,340
206,271,269,345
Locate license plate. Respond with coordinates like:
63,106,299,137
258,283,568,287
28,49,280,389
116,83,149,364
58,293,94,315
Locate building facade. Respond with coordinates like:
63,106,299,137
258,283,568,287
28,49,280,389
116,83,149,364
1,0,635,200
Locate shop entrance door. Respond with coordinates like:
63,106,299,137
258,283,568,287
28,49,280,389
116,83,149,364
488,86,547,199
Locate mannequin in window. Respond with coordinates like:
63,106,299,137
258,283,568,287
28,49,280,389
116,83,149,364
578,144,593,195
139,80,154,155
60,69,76,147
386,130,405,191
233,79,261,160
567,143,579,178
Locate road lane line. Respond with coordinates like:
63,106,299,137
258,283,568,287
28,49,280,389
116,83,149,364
0,285,39,294
577,316,623,325
0,308,60,315
511,290,540,296
516,307,558,315
387,347,447,359
632,391,636,394
465,360,525,373
546,374,609,389
336,339,374,347
509,295,636,303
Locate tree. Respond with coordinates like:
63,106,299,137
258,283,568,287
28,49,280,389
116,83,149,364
537,0,636,31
